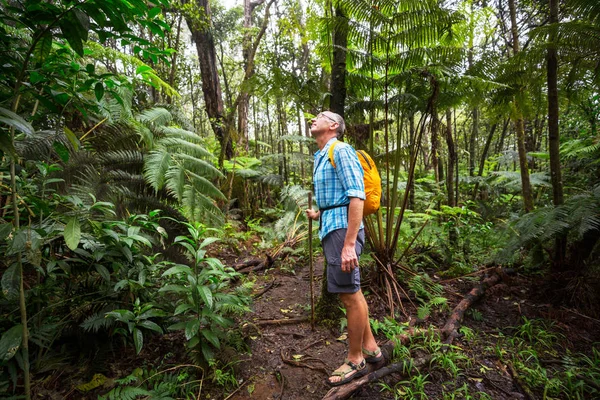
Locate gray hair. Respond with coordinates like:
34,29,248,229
325,111,345,137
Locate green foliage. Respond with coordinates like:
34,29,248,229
159,221,252,365
106,298,166,354
496,184,600,268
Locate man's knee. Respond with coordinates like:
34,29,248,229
339,290,362,307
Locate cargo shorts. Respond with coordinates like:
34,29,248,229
322,228,365,293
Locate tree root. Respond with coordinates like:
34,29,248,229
321,355,432,400
441,269,503,345
254,317,309,326
281,348,328,375
252,279,277,299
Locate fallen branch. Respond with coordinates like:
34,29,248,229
322,355,432,400
441,270,502,344
234,258,262,271
254,317,309,326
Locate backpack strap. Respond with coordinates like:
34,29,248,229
321,140,348,214
327,140,340,168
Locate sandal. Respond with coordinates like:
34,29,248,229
362,347,384,363
327,359,368,386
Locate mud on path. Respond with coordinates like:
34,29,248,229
224,256,600,400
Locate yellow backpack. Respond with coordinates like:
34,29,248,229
328,141,382,217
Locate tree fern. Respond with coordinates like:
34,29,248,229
496,184,600,264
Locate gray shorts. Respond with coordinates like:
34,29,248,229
322,228,365,293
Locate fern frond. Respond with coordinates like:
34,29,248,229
143,150,172,191
136,107,173,127
174,153,224,179
80,312,114,333
159,137,214,159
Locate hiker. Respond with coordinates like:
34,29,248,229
305,111,383,386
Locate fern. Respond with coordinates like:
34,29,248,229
408,274,444,301
136,107,173,127
80,311,115,333
496,184,600,264
100,386,150,400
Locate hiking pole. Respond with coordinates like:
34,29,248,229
308,192,315,330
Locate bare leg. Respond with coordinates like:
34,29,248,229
328,290,370,384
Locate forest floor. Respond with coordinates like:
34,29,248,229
38,240,600,399
209,247,600,400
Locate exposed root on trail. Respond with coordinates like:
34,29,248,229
441,269,504,344
252,279,277,299
321,355,432,400
281,349,328,375
254,317,310,326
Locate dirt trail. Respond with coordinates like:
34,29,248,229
229,257,362,400
226,256,600,400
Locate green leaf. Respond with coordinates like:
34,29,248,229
64,127,80,151
198,286,213,309
167,321,187,331
138,320,163,334
0,223,12,240
64,217,81,250
0,325,23,362
158,284,187,293
133,328,143,354
34,30,52,63
0,131,17,159
201,342,214,361
1,264,20,300
135,65,153,74
174,303,193,315
162,265,192,277
185,319,200,340
52,141,70,163
199,237,220,249
148,7,162,18
94,82,104,101
95,265,110,282
59,9,90,57
0,107,34,136
201,329,220,349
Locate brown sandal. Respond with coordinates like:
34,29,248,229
362,347,384,363
327,359,368,386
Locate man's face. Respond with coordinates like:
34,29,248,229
310,112,338,136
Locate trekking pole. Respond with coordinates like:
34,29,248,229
308,192,315,330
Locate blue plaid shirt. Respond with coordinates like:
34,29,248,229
313,138,365,240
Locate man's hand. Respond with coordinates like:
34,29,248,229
306,209,320,221
341,243,359,273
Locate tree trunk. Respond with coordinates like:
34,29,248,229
472,123,497,199
186,0,233,165
408,114,416,210
330,6,347,117
469,108,478,176
431,111,440,185
167,13,183,104
238,0,266,152
445,109,457,245
508,0,534,212
547,0,565,269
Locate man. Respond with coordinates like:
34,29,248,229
306,111,383,386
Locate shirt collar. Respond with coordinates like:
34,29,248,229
314,137,338,157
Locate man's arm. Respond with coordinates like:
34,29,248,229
341,197,364,273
